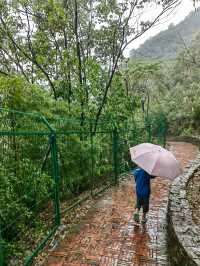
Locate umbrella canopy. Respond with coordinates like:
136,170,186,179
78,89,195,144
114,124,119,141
130,143,182,180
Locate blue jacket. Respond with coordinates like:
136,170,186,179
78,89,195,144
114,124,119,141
131,168,154,198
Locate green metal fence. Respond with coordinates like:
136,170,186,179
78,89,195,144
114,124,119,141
0,109,59,266
0,108,166,266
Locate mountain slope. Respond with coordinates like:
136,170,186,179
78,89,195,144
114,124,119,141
130,9,200,60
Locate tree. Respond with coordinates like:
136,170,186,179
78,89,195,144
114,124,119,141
142,31,200,135
122,61,161,120
0,0,181,132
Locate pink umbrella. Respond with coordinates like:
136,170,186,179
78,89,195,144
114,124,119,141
130,143,182,180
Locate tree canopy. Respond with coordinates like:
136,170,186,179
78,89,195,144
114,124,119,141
0,0,181,132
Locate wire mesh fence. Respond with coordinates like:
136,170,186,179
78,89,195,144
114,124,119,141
55,130,115,218
0,108,167,266
0,109,59,266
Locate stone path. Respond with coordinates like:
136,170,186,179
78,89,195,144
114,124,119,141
43,142,198,266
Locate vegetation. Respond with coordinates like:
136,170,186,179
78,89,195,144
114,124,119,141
128,31,200,136
0,74,165,265
130,8,200,60
0,0,198,265
0,0,181,130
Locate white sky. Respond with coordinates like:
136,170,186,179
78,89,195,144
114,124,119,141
124,0,200,57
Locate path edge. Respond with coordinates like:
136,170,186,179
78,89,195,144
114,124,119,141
168,136,200,266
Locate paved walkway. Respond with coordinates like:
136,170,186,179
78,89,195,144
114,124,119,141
43,142,198,266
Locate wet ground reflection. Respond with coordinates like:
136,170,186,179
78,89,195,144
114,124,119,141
44,142,198,266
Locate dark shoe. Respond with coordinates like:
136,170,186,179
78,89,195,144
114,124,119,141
141,217,147,224
133,213,140,223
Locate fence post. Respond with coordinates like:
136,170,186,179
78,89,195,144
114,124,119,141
90,132,95,197
163,122,167,148
0,224,4,266
145,118,151,143
112,127,119,185
50,134,61,227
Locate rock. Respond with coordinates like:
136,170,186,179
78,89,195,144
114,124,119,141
49,239,59,251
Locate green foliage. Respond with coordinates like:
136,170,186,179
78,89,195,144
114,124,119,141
132,30,200,136
0,150,53,262
0,160,52,234
0,0,180,126
0,75,50,111
58,133,113,197
0,0,180,263
0,72,167,265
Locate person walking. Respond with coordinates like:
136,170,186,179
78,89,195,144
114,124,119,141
131,167,155,224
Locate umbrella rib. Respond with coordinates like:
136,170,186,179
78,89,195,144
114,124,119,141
133,150,158,159
150,152,161,175
132,150,160,174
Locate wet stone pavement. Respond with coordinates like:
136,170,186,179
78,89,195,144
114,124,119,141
43,142,198,266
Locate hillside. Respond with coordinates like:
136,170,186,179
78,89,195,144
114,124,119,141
130,8,200,60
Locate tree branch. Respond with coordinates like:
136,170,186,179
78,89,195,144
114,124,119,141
0,15,58,99
93,0,181,133
178,33,200,67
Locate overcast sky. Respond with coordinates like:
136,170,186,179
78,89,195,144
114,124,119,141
124,0,200,57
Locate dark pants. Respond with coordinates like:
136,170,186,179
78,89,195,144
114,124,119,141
135,196,149,213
